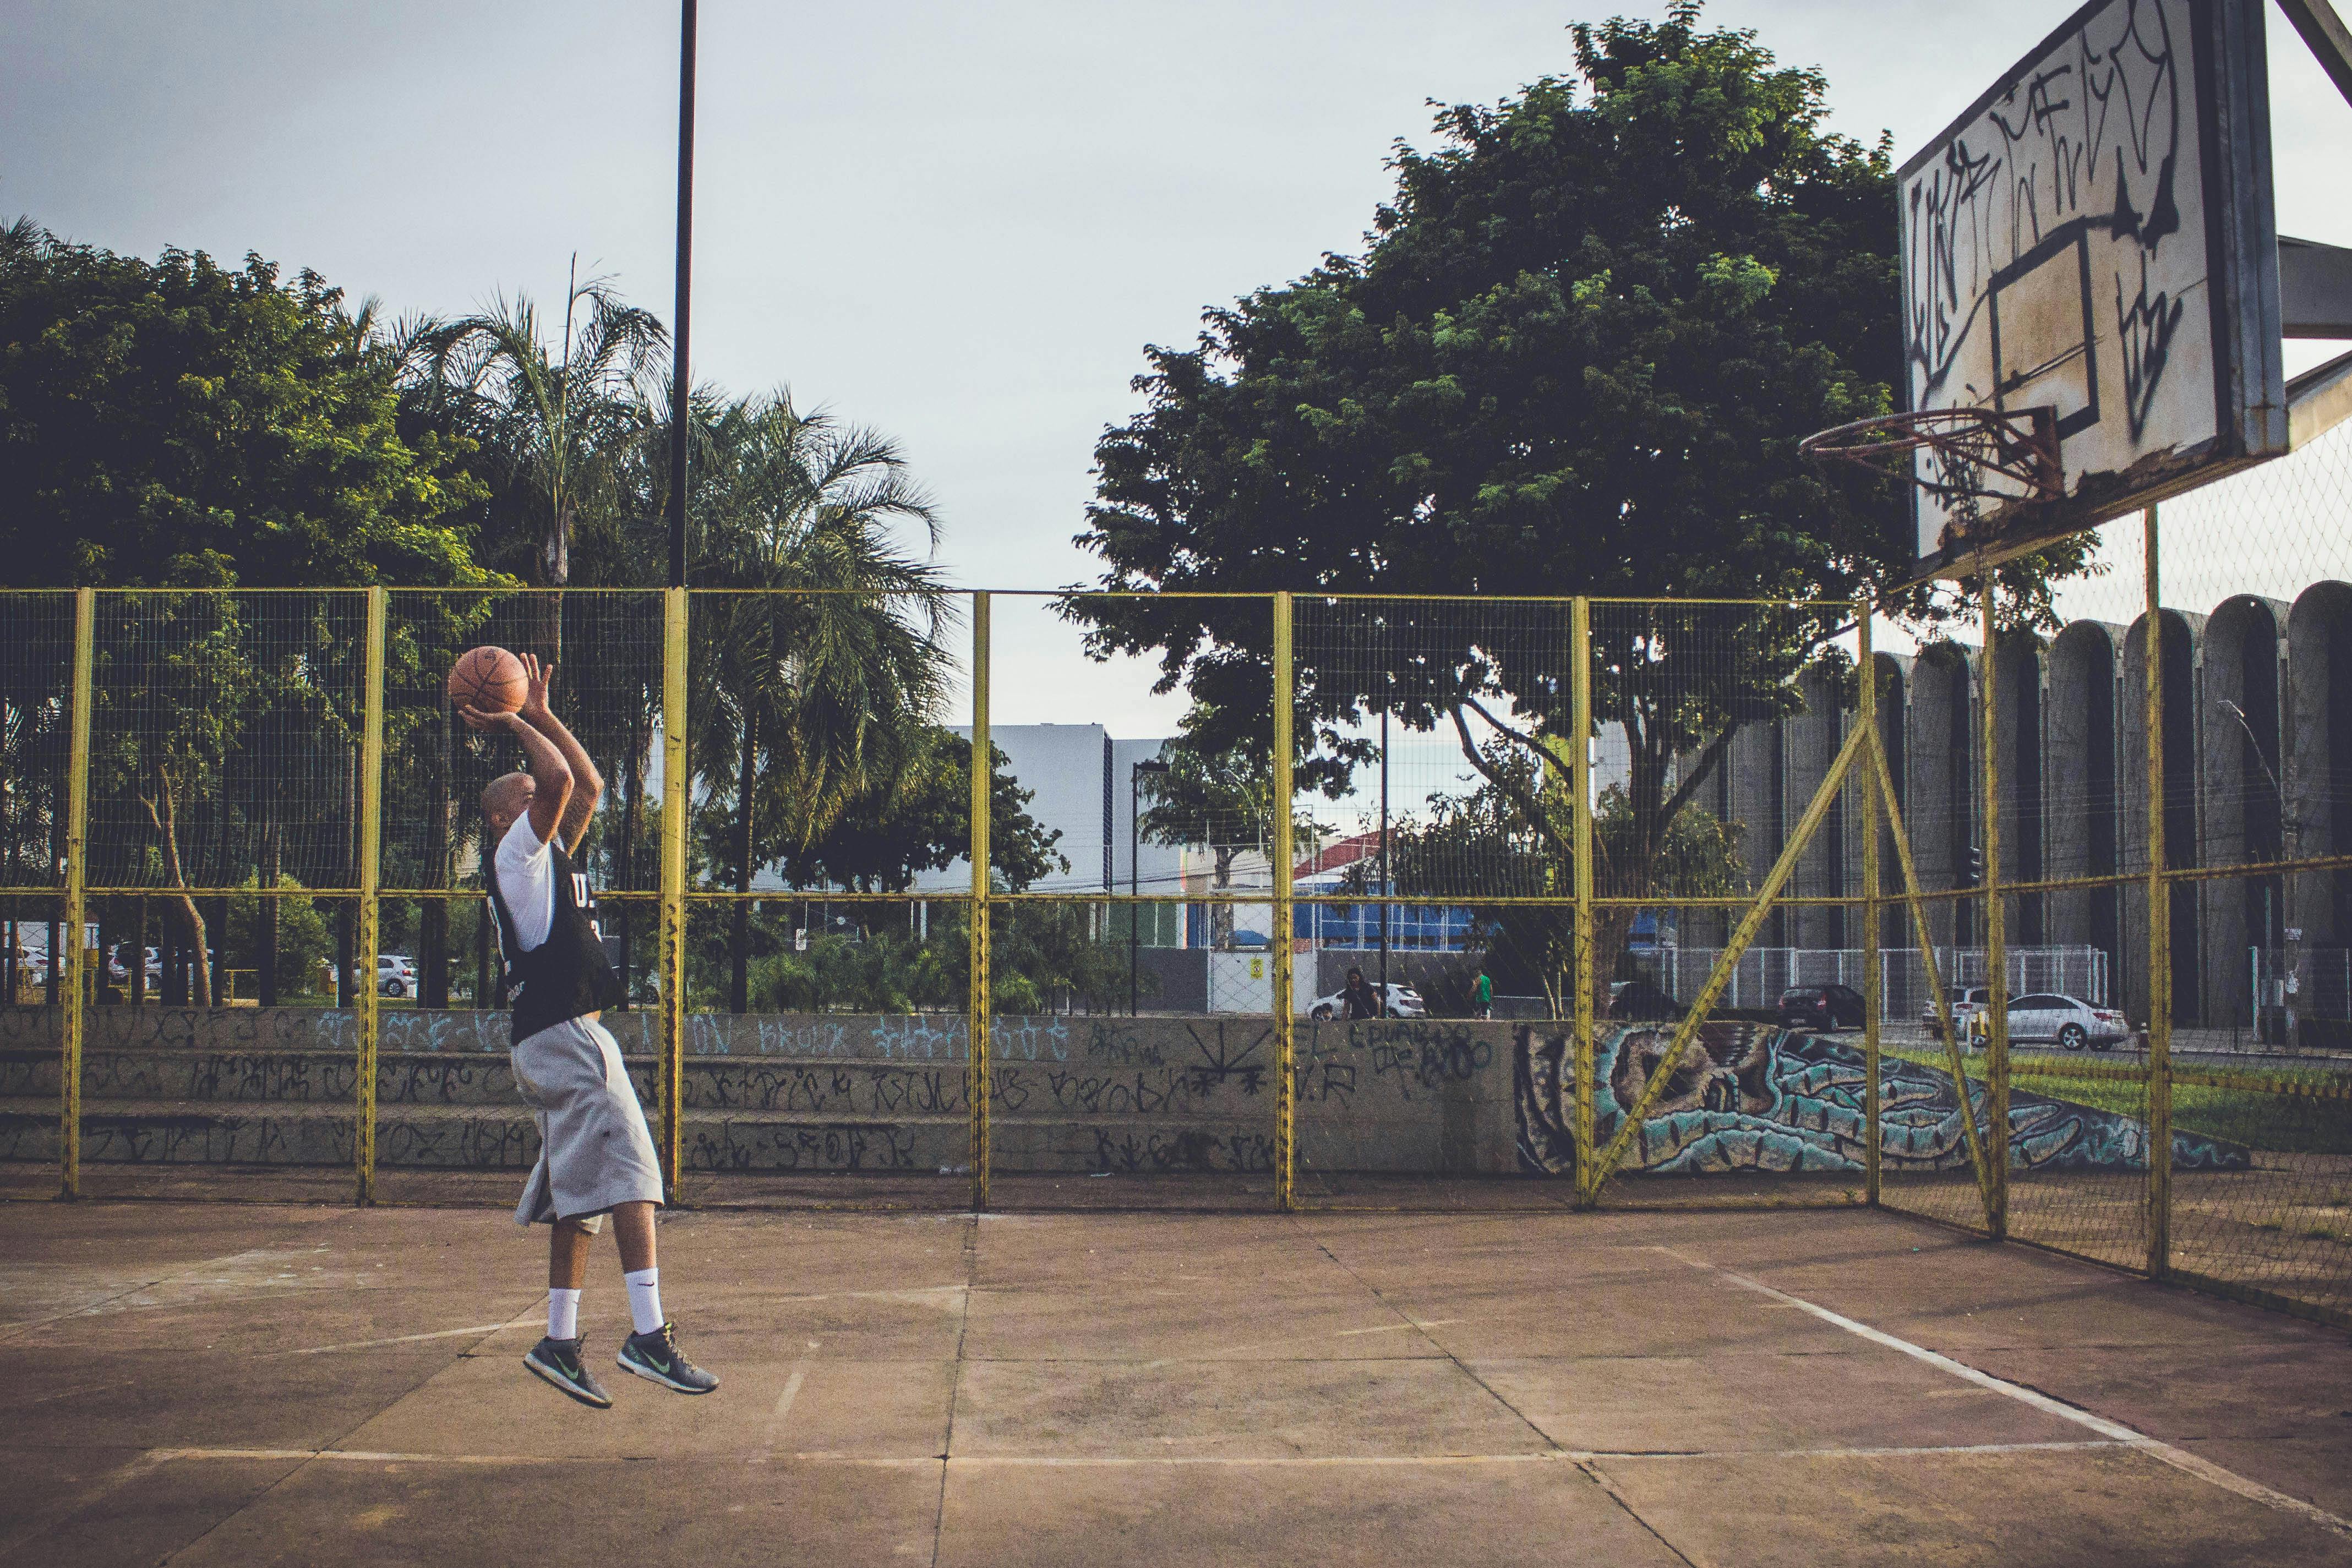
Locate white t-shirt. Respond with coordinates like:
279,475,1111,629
493,812,557,953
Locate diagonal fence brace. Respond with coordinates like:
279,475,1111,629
1867,726,1998,1225
1585,721,1869,1197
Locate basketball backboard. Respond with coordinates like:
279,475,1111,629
1899,0,2288,579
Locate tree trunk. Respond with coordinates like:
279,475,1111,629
475,897,493,1008
139,779,214,1008
422,733,450,1008
161,904,184,1006
208,895,228,1003
173,899,212,1008
615,703,641,1008
46,799,62,1007
259,824,280,1007
730,706,756,1014
132,898,148,1008
1211,848,1236,948
537,504,570,662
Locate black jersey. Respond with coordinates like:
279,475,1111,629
486,829,622,1045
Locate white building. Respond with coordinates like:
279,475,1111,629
912,725,1182,934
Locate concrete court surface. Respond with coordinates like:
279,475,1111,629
1,1202,2349,1568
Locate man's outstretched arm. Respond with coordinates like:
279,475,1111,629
514,654,604,853
465,707,573,844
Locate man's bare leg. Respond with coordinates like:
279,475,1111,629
610,1201,657,1275
525,1218,613,1406
549,1218,593,1290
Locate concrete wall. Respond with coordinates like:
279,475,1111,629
1,1008,2233,1182
0,1008,1520,1177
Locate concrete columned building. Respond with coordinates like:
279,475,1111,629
1695,584,2352,1036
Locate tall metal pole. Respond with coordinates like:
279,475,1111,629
354,587,386,1206
1378,707,1390,997
1979,568,2008,1240
666,0,697,589
2144,506,2173,1276
968,593,992,1211
1272,592,1296,1211
1859,600,1882,1208
58,588,92,1200
658,587,690,1198
1569,598,1596,1207
1129,768,1140,1015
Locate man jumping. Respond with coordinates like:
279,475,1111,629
465,654,718,1408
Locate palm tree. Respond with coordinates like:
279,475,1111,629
690,390,952,1012
413,260,666,650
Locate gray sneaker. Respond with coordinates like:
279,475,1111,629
523,1335,613,1408
617,1322,719,1394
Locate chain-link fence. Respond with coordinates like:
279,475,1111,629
5,422,2350,1322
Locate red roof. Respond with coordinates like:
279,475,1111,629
1295,831,1381,878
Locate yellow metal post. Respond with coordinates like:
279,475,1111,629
59,588,94,1200
1979,571,2008,1239
2143,507,2172,1277
354,587,386,1205
968,592,992,1212
1859,602,1882,1208
1272,592,1297,1212
1868,730,1998,1223
658,587,689,1199
1586,724,1868,1194
1570,598,1597,1208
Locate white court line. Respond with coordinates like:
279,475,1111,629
756,1367,809,1465
1649,1244,2352,1542
145,1439,2131,1470
285,1324,511,1356
149,1449,579,1467
1334,1319,1463,1337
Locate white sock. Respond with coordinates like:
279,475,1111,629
624,1268,663,1335
548,1287,581,1341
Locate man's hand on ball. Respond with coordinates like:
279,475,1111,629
519,653,555,723
459,703,518,734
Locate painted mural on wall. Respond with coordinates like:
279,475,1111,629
1514,1021,2252,1177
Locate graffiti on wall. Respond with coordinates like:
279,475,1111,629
1515,1020,2252,1176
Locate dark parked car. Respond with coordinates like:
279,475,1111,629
1778,984,1867,1031
1608,980,1682,1020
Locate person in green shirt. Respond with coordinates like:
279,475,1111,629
1472,967,1493,1019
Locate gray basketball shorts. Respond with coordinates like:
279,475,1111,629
509,1014,664,1230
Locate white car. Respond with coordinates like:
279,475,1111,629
2006,992,2131,1051
106,945,162,985
376,954,418,998
1307,981,1427,1020
1924,986,2004,1041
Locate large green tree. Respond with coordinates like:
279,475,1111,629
1069,5,2087,1006
0,219,484,587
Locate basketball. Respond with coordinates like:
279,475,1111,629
446,645,527,719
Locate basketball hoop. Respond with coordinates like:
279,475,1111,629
1800,406,2062,526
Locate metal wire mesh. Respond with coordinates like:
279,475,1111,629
0,553,2344,1316
384,589,666,1007
85,591,369,898
1,594,75,1008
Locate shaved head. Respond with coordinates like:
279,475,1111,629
482,771,535,835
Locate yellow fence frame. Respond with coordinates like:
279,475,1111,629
14,569,2343,1338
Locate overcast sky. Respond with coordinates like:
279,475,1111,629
6,1,2346,733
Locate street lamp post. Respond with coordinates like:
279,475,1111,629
1130,758,1169,1015
1378,707,1390,997
667,0,697,589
